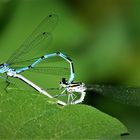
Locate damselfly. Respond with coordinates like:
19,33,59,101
0,14,85,106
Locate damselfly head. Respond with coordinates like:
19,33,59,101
60,78,68,85
0,64,4,68
0,63,9,73
0,63,8,68
60,78,68,89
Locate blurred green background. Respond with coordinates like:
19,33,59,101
0,0,140,139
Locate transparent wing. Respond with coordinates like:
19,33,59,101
7,14,58,66
28,66,70,76
13,66,70,76
86,84,140,106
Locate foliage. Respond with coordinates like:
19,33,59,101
0,89,128,139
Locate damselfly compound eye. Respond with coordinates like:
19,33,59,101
0,64,4,67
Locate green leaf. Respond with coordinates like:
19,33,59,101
0,88,128,139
